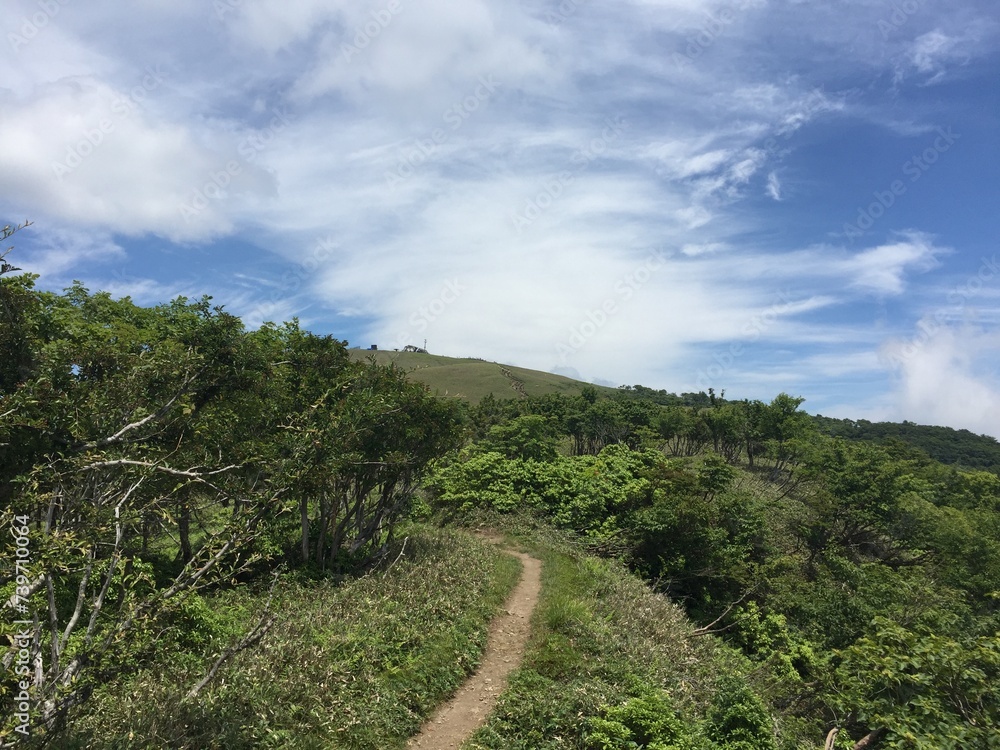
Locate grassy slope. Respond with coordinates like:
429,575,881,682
62,516,752,750
463,514,753,750
64,526,521,750
347,349,616,404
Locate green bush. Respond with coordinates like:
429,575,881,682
704,677,776,750
586,689,694,749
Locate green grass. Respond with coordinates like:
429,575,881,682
461,513,762,750
347,350,616,404
62,525,522,749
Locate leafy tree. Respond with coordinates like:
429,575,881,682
483,414,560,462
0,273,463,742
828,618,1000,748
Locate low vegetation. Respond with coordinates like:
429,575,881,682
28,526,521,749
464,514,769,750
4,227,998,750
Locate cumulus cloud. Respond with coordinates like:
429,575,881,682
0,76,280,242
882,325,1000,438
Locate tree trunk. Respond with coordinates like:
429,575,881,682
854,727,887,750
316,492,329,571
300,496,310,564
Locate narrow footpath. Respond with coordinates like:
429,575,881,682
406,544,542,750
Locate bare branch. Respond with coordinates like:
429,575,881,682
79,459,240,496
81,460,239,479
71,370,201,452
60,560,94,658
381,536,409,576
688,584,760,637
184,572,281,701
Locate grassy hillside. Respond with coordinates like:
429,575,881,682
347,349,615,404
465,515,753,750
53,519,751,749
62,526,522,749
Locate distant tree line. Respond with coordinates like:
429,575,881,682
813,414,1000,472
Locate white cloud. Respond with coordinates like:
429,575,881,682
15,227,124,278
766,171,781,200
893,20,999,85
843,233,943,295
0,77,280,242
646,144,733,178
882,325,1000,438
288,0,549,107
910,31,963,74
681,242,728,257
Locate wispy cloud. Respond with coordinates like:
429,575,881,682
842,232,943,296
0,0,997,434
766,171,781,200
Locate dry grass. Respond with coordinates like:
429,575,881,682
62,526,521,750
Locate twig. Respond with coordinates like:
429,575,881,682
184,572,281,701
382,536,409,575
688,583,760,637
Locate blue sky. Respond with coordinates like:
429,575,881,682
2,0,999,435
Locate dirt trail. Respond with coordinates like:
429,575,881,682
499,366,528,399
407,542,541,750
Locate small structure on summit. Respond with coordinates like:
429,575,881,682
402,344,428,353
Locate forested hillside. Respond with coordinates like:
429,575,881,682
813,415,1000,472
3,225,998,749
430,390,1000,748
